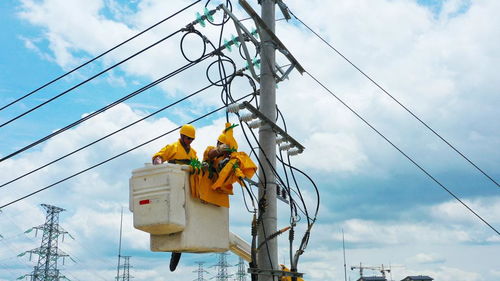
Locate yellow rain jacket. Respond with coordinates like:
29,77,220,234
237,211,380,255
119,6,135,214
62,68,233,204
152,139,197,164
189,123,257,208
211,152,257,194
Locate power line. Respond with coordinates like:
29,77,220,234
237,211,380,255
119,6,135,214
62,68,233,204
0,48,217,162
0,92,255,210
305,70,500,236
288,9,499,189
0,0,201,112
0,78,221,188
0,28,184,128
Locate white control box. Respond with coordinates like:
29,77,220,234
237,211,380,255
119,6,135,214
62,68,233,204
129,163,187,235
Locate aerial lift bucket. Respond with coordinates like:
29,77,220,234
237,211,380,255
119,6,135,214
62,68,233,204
129,163,250,261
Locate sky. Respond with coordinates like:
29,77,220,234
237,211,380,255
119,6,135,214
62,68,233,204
0,0,499,280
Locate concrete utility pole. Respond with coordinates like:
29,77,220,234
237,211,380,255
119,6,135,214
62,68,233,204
257,0,278,280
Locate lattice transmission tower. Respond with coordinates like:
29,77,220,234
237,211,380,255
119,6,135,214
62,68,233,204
212,252,232,281
233,257,247,281
193,261,209,281
116,256,133,281
18,204,73,281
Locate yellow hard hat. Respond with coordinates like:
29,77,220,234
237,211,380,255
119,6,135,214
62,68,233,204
218,122,238,150
180,124,196,139
217,133,226,144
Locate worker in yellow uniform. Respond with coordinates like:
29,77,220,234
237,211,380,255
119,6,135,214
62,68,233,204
204,132,233,174
189,123,256,208
152,124,197,165
151,124,197,273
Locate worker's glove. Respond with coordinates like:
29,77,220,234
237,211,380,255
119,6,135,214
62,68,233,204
218,157,230,171
152,156,163,165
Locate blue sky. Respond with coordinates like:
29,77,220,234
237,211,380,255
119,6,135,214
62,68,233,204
1,0,499,281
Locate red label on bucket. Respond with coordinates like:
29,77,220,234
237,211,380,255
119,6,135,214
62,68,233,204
139,199,151,205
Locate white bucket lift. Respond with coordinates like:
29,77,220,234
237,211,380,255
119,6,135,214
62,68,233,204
129,163,251,261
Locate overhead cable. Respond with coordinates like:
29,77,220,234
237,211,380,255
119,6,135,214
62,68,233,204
0,93,255,210
0,80,219,189
306,71,500,236
0,0,201,112
288,9,499,188
0,48,220,162
0,28,183,128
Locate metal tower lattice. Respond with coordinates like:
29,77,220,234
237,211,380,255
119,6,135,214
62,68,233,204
234,257,247,281
193,261,209,281
19,204,72,281
116,256,133,281
212,252,232,281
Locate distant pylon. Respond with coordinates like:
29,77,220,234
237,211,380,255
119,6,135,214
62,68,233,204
116,256,133,281
18,204,73,281
193,261,209,281
234,257,247,281
212,252,232,281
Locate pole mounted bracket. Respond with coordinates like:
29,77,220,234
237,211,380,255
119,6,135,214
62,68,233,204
219,1,305,83
219,4,262,82
242,101,305,153
239,0,305,83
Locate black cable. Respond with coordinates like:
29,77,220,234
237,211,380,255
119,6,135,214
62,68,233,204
227,73,258,104
0,49,217,162
206,56,236,87
205,0,232,26
277,107,287,132
306,71,500,236
180,29,207,62
213,15,232,122
289,9,499,188
0,93,254,210
240,119,301,217
286,157,311,226
276,145,302,223
276,149,298,270
243,123,296,202
283,154,320,222
0,28,184,128
240,181,257,214
0,0,201,112
0,81,217,189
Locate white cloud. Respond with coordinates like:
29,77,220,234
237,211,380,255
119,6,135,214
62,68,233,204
297,132,368,173
410,253,445,264
429,197,500,225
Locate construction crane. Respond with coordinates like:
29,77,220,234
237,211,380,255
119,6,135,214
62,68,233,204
350,263,396,279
